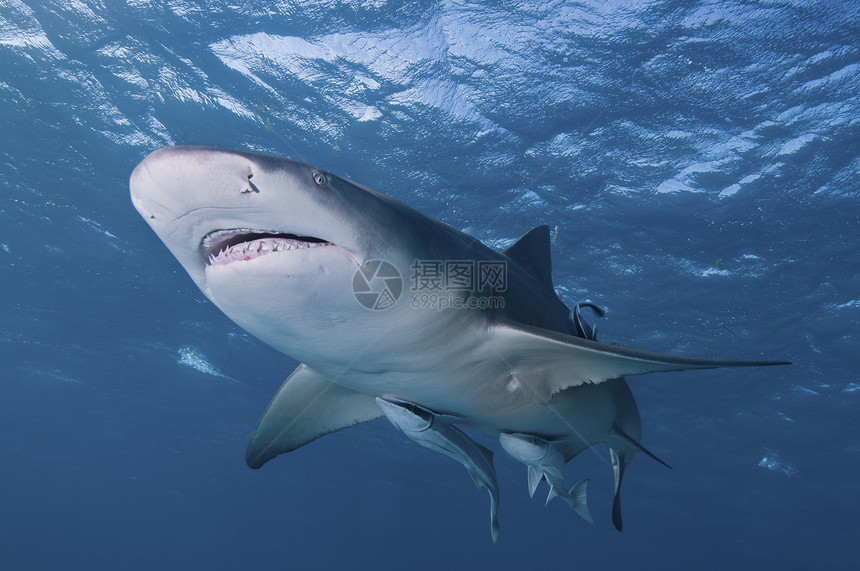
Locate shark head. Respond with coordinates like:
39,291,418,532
130,146,467,366
131,147,349,290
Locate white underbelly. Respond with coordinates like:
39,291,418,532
330,366,617,440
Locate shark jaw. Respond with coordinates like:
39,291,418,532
201,229,334,267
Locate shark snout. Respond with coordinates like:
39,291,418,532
130,146,257,210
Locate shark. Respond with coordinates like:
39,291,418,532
130,146,789,539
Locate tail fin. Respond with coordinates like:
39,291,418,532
545,478,594,524
567,478,593,524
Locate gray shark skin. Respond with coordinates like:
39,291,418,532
130,146,789,538
375,397,501,542
499,432,592,524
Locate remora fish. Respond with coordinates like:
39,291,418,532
375,397,500,542
499,432,592,524
130,146,789,538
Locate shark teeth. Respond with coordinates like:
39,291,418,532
207,237,330,266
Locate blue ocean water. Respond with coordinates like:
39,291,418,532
1,0,858,568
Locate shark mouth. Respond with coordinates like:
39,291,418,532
202,229,333,266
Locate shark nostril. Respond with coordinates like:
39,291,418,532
242,171,260,194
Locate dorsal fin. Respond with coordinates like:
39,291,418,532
503,225,553,289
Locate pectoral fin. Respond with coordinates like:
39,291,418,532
489,318,790,400
246,364,382,469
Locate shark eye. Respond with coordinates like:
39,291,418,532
312,172,327,186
